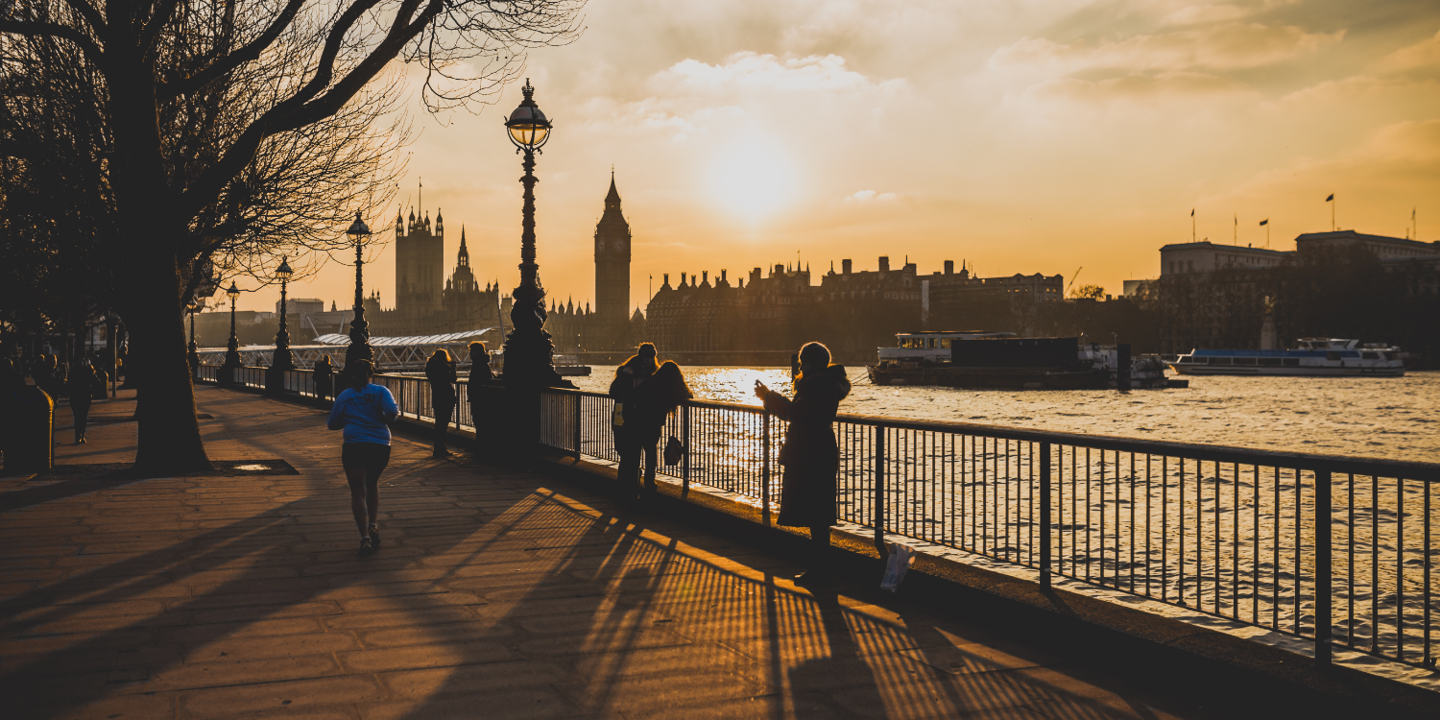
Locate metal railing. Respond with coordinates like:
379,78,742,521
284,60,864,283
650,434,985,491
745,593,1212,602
196,365,1439,671
532,387,1439,672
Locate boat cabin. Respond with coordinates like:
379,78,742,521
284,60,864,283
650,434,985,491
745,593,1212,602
878,331,1015,363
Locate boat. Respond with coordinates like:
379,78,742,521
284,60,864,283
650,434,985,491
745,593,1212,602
866,331,1174,389
1169,338,1406,377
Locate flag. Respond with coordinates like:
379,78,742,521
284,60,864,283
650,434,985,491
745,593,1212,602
1190,208,1195,216
1259,219,1268,226
1326,194,1334,202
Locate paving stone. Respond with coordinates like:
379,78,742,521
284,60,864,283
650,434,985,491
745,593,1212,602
177,675,383,716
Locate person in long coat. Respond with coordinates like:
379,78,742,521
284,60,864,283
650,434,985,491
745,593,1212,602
313,355,335,403
66,359,97,444
425,349,457,458
466,342,494,450
754,342,851,583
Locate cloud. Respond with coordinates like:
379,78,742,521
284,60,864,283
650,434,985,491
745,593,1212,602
843,189,899,204
989,23,1343,75
649,51,902,98
1375,29,1440,73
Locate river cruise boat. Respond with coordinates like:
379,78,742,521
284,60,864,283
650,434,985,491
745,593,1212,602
1170,339,1405,377
867,332,1172,389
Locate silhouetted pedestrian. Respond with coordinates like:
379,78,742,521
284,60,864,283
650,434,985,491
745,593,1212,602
466,342,494,450
91,361,110,400
67,359,97,444
326,360,397,555
754,342,851,585
610,343,692,498
313,355,335,403
425,349,457,458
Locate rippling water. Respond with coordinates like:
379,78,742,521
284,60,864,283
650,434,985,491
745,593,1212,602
575,366,1440,464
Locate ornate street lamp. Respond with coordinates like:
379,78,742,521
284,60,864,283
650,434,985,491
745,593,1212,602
344,211,373,368
500,79,569,387
266,257,296,392
221,281,242,384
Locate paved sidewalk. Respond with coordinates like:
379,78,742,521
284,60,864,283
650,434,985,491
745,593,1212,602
0,386,1370,719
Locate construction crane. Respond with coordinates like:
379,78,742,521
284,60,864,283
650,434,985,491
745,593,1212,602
1066,267,1082,296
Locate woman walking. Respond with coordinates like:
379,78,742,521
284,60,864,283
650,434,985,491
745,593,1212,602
327,360,398,555
610,343,692,499
425,349,457,458
754,342,851,584
67,358,97,444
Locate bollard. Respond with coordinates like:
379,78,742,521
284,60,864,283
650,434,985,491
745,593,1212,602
4,385,54,475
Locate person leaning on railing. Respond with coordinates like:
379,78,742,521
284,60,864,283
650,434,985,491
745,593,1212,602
609,343,693,500
425,349,458,458
466,342,495,452
754,342,851,586
313,354,334,404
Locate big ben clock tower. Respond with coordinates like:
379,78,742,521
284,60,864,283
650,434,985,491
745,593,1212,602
593,170,632,350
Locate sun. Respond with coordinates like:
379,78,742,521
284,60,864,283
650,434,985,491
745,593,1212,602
708,138,797,224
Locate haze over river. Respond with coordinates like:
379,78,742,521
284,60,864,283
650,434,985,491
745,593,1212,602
574,366,1440,465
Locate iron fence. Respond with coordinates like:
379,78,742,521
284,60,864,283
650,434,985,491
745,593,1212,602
534,387,1439,672
195,366,1439,671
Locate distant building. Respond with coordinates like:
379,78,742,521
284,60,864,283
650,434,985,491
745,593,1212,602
393,206,445,318
1295,230,1440,259
644,257,1063,362
1159,241,1288,276
592,173,633,350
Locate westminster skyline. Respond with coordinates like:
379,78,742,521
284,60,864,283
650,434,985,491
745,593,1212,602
229,0,1440,315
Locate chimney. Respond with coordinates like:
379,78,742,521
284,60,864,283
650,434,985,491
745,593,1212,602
751,267,762,285
680,272,687,286
720,269,727,283
662,273,669,288
944,260,954,275
842,259,852,275
702,271,708,284
878,256,890,273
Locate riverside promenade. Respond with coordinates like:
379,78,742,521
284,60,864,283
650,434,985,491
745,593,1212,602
0,386,1423,719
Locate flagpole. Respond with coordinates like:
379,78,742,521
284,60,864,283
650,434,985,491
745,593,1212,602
1234,213,1237,245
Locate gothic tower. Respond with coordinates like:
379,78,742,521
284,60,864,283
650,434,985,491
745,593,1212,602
394,197,445,319
593,171,632,349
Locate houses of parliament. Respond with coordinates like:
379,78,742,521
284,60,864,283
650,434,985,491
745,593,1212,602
362,175,643,351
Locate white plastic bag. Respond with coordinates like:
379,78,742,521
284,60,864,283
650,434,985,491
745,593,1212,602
880,542,916,592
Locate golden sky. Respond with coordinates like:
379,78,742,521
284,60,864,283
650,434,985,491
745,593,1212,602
233,0,1440,316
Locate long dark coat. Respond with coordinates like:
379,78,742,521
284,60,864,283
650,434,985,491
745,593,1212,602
425,354,457,410
761,364,851,528
313,357,334,400
609,357,659,448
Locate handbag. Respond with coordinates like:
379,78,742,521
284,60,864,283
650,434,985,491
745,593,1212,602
611,402,624,428
664,435,685,466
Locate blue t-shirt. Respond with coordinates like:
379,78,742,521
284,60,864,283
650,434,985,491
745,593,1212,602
327,384,399,445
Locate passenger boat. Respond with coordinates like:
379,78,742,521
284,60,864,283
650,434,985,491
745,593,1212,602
1170,338,1405,377
867,332,1174,389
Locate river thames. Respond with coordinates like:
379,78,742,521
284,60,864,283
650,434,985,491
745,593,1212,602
573,366,1440,464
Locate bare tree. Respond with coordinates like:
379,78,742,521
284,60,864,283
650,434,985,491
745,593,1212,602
1,0,583,475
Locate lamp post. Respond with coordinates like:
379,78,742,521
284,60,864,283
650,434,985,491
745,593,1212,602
221,281,242,385
187,301,201,378
344,212,373,369
500,79,570,387
266,257,295,393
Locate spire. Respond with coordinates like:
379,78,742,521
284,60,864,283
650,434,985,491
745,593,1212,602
457,226,469,267
605,169,621,208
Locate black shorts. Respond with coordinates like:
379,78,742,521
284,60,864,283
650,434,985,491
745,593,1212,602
341,442,391,482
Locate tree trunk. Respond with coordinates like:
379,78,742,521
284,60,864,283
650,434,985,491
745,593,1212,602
122,251,213,476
